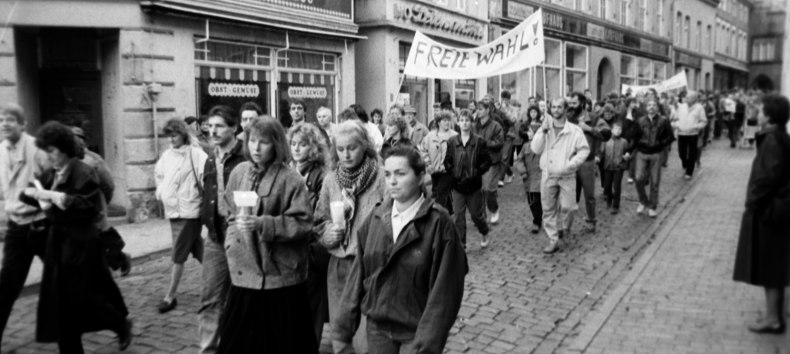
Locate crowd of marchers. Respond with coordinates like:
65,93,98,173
0,83,788,353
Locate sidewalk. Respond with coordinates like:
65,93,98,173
571,141,789,353
0,217,174,288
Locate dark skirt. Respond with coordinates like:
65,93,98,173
37,227,129,342
217,282,317,354
733,210,790,287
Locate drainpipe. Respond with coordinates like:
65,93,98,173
148,83,162,156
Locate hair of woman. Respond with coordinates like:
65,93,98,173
287,122,331,168
244,115,292,165
333,120,378,162
35,120,79,158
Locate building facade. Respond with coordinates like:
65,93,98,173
672,0,719,91
748,0,786,91
354,0,488,124
714,0,752,90
487,0,672,103
0,0,359,220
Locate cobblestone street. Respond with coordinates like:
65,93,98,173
1,140,783,354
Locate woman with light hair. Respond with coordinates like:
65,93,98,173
287,122,333,342
154,118,208,314
314,120,386,353
380,112,415,158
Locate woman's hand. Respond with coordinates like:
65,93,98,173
323,224,345,248
236,215,259,233
23,188,39,199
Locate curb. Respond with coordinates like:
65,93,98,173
567,167,713,352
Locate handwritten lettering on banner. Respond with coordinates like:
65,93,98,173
403,9,544,80
208,83,260,98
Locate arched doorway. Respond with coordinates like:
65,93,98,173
597,58,615,100
752,74,774,91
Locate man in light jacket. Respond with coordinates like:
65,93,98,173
672,91,707,179
531,98,590,254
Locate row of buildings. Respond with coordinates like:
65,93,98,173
0,0,785,219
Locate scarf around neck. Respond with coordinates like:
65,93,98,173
334,156,378,248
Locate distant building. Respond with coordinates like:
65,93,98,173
714,0,752,90
749,0,786,91
672,0,719,91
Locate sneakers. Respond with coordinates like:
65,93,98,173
648,209,658,218
498,181,505,188
505,174,513,184
611,208,619,215
636,204,646,214
543,240,559,254
157,298,178,314
584,221,596,233
480,234,489,248
627,178,634,184
684,174,692,180
531,224,541,234
489,210,500,224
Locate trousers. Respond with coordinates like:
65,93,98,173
451,189,489,247
573,160,597,226
677,134,699,176
540,175,577,242
482,163,504,213
0,219,47,351
198,237,230,353
602,170,625,209
635,152,663,210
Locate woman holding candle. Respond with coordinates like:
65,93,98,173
314,120,386,353
217,116,316,353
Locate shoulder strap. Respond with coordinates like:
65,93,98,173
189,149,204,194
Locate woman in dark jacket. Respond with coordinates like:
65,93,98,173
287,122,332,342
218,116,316,353
332,145,467,353
21,121,132,353
733,93,790,334
380,112,415,159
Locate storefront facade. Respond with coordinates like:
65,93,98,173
1,0,358,220
489,0,672,103
354,0,488,124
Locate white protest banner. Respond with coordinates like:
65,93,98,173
621,72,688,95
403,9,544,80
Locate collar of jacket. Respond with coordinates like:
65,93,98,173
371,196,437,245
452,133,478,147
52,158,79,189
251,162,284,197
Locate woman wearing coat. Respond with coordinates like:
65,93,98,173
154,118,209,313
332,145,467,353
287,122,333,342
315,120,387,354
217,116,316,352
21,121,132,353
733,93,790,334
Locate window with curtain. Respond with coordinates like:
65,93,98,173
621,55,636,87
637,58,652,86
696,21,702,52
706,25,712,55
675,12,682,45
684,16,690,49
536,39,562,100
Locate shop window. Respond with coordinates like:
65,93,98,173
501,72,517,99
277,50,336,72
399,42,430,123
564,42,588,95
536,38,562,100
637,58,652,86
620,55,636,87
455,79,476,110
653,61,666,83
195,40,272,67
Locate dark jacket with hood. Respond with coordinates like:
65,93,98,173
332,197,467,353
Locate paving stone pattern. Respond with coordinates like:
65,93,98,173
2,141,710,354
579,143,789,354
